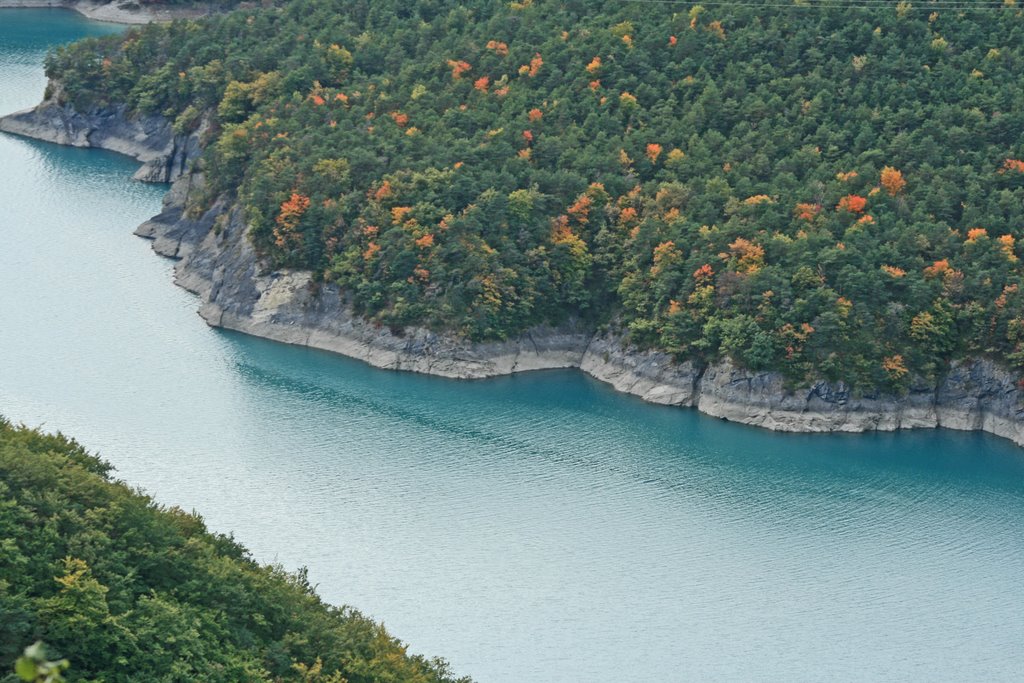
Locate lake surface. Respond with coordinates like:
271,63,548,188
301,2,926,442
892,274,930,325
2,10,1023,682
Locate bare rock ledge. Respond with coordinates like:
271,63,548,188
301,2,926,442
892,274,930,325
0,0,212,25
3,100,1023,447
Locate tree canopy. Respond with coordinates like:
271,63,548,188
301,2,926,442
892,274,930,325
0,419,469,683
43,0,1024,389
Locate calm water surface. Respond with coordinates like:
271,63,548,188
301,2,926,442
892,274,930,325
2,11,1023,682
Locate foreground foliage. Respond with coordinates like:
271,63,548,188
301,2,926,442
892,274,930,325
0,420,468,683
14,642,68,683
44,0,1024,389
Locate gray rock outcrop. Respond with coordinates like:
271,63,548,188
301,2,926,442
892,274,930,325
0,0,212,24
0,99,199,182
4,98,1023,447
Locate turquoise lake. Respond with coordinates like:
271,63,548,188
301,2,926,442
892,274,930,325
1,10,1023,681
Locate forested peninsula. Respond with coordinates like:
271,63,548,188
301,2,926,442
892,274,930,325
0,419,469,682
3,0,1024,443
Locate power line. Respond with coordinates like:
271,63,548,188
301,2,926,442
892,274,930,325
616,0,1014,9
620,1,1010,7
797,0,1007,4
627,0,1013,5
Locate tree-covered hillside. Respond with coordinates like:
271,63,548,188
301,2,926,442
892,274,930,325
0,420,468,683
44,0,1024,389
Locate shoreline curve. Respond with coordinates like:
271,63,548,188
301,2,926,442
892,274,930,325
3,89,1023,449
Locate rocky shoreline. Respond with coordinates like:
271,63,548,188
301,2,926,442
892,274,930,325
3,98,1023,447
0,0,210,24
0,100,199,182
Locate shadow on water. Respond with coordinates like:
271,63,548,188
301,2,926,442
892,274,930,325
3,10,1023,683
219,328,1024,495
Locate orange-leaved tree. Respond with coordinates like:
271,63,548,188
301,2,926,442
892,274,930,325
880,166,906,196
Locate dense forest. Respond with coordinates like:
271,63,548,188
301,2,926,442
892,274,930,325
44,0,1024,390
0,419,469,683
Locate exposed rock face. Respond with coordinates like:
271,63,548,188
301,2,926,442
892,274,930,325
0,99,199,182
580,335,703,407
151,177,1024,446
4,99,1023,447
160,193,595,379
692,359,1024,444
0,0,211,24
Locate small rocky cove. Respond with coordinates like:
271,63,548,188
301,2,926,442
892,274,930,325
3,97,1023,446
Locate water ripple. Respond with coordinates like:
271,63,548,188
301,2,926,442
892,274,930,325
2,11,1023,683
